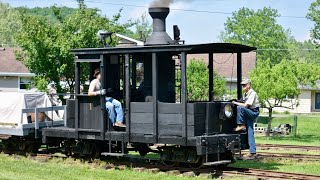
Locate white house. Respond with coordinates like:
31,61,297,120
115,33,144,47
270,84,320,114
0,47,34,92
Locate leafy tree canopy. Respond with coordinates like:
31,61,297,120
15,6,76,23
0,3,22,46
250,59,320,135
177,59,227,101
17,2,132,93
307,0,320,45
220,7,290,64
124,12,152,42
287,38,320,64
252,59,320,107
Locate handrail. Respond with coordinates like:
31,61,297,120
22,105,66,138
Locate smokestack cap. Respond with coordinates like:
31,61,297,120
149,7,169,18
145,7,173,45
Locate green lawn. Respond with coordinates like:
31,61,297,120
0,154,203,180
255,115,320,146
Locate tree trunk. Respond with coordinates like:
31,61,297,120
266,107,273,136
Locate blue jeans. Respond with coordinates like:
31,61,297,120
105,97,124,125
236,106,259,154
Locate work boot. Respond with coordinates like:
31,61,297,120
114,121,126,128
234,125,246,132
242,153,257,160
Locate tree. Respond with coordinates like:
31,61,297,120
307,0,320,45
124,12,152,42
0,3,22,46
15,6,76,23
176,59,227,101
250,59,320,136
220,7,290,64
17,3,132,94
287,38,320,64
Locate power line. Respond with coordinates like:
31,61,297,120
3,0,309,19
83,0,307,19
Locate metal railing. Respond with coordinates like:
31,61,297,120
22,105,66,138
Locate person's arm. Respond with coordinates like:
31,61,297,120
232,91,255,108
88,80,106,96
232,101,249,108
88,80,97,96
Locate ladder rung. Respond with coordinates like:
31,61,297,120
101,152,127,157
203,160,231,166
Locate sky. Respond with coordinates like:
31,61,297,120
0,0,315,44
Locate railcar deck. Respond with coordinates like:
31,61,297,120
0,120,64,136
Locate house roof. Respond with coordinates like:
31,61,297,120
187,52,256,79
0,47,32,76
299,81,320,90
115,33,144,46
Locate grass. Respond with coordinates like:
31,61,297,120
255,115,320,146
0,154,204,180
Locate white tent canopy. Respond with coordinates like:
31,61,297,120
0,92,62,125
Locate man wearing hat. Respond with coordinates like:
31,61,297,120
232,78,259,158
88,68,126,127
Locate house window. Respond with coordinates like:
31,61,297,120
316,92,320,110
19,77,32,90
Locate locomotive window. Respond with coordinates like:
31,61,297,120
80,62,96,94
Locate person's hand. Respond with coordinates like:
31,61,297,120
106,88,113,93
100,89,106,95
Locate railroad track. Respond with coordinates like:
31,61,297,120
31,152,320,179
222,167,320,180
257,144,320,151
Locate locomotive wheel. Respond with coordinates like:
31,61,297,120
188,156,204,169
18,143,28,152
28,143,40,153
160,160,179,167
138,144,150,156
90,143,102,159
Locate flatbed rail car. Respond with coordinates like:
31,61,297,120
0,102,65,153
42,7,256,166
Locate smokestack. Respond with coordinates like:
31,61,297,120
145,7,173,46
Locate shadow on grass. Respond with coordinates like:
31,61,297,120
229,159,283,170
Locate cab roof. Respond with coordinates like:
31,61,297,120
71,43,256,55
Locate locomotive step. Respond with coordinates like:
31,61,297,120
203,160,232,166
101,152,128,157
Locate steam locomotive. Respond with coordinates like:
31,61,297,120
0,7,256,166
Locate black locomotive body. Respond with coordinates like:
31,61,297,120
42,7,256,166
